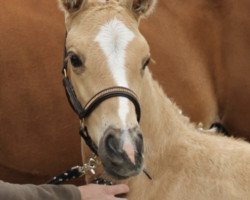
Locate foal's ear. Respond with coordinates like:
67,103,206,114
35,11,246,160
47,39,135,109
58,0,86,13
126,0,157,19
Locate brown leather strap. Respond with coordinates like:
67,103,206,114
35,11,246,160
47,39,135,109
83,86,141,122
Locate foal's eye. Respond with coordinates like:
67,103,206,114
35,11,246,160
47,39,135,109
69,53,82,68
142,57,151,70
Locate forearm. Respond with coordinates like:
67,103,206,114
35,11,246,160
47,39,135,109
0,181,81,200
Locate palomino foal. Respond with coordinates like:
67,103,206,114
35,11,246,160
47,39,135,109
59,0,250,199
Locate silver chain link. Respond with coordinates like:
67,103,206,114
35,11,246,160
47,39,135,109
77,155,101,176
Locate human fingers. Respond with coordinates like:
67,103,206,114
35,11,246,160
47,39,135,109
105,184,129,195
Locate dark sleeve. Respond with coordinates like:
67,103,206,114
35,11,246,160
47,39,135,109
0,181,81,200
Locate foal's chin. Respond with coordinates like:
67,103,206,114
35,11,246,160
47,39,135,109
99,151,143,180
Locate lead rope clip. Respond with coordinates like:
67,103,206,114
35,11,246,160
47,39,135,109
81,154,101,175
47,155,101,185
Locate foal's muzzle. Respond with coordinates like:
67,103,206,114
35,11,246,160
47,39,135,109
98,126,144,179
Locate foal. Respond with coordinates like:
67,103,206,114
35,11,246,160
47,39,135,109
59,0,250,199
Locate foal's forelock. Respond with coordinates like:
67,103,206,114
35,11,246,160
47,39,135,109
95,18,136,128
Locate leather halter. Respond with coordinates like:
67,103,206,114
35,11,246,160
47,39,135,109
48,38,151,185
62,49,141,156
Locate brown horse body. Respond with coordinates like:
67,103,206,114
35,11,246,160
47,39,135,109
1,0,250,184
142,0,250,138
0,1,81,184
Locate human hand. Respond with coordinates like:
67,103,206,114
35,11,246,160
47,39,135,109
78,184,129,200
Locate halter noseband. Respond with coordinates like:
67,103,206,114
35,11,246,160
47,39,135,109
62,50,141,156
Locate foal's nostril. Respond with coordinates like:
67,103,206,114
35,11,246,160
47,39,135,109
102,127,144,165
100,127,144,179
106,134,120,154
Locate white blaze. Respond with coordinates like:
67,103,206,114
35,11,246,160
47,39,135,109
95,18,135,127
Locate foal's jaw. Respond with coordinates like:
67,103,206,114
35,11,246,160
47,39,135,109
98,125,144,179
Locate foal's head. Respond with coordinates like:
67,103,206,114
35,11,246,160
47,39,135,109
59,0,156,179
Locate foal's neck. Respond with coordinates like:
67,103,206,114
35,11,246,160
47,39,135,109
139,70,197,176
140,70,195,142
